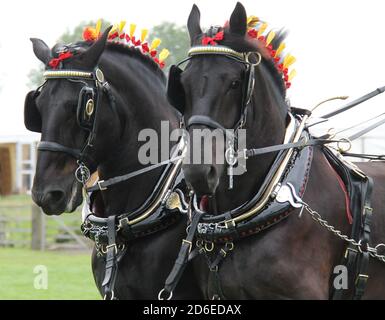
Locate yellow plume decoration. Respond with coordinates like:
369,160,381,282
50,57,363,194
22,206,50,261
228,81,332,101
275,42,286,57
150,38,161,50
141,29,148,42
288,69,297,82
159,49,170,62
266,31,276,45
95,19,102,37
119,21,126,33
109,24,119,35
257,23,268,37
130,24,136,38
283,54,296,68
247,16,259,28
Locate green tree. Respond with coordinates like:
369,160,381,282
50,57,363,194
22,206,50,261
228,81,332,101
27,20,110,88
149,22,189,70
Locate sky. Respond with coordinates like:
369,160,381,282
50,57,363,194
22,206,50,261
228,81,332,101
0,0,384,150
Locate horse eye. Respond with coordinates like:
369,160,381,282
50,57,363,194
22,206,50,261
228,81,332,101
230,80,240,89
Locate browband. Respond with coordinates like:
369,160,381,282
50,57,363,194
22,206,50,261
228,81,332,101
188,46,245,60
43,68,105,82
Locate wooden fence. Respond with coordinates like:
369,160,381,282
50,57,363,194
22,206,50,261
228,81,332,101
0,204,92,250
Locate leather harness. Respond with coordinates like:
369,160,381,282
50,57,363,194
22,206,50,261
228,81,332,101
160,42,378,300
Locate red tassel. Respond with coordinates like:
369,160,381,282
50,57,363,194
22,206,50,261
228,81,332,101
285,82,291,89
248,29,257,38
48,51,73,69
201,31,224,46
141,43,149,52
154,57,165,69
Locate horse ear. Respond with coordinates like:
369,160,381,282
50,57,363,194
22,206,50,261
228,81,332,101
30,38,51,64
76,26,112,69
187,4,202,45
229,2,247,36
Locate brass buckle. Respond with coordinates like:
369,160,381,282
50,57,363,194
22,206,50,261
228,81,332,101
106,243,118,254
224,219,236,229
344,247,358,259
182,239,192,253
98,180,107,191
364,206,373,214
355,274,369,285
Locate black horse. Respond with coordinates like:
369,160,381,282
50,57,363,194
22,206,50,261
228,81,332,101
169,3,385,299
25,27,202,299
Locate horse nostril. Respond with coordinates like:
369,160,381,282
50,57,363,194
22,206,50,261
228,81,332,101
44,190,65,204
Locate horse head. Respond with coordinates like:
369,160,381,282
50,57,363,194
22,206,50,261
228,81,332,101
25,27,124,215
170,2,289,211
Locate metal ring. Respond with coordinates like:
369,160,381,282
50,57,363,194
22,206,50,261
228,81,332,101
337,138,352,153
100,244,108,254
225,242,234,251
196,239,204,248
327,128,336,140
375,243,385,254
85,99,94,117
204,241,215,252
103,290,115,300
75,165,90,183
225,148,238,166
246,52,262,67
158,288,173,300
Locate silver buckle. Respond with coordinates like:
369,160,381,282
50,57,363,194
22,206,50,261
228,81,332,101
118,217,130,229
98,180,107,191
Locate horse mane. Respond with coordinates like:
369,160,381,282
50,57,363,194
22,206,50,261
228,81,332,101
57,41,167,83
104,42,166,83
197,27,288,98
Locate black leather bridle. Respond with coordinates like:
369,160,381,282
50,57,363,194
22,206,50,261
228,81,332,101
169,45,262,134
36,68,116,184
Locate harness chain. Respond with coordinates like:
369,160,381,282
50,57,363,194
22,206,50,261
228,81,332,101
302,203,385,263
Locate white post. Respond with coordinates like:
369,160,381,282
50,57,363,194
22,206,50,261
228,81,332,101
15,142,22,193
29,142,36,191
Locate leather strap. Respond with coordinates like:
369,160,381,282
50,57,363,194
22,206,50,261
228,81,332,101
38,141,81,159
244,138,341,158
205,245,233,300
162,211,204,296
102,215,120,300
87,155,181,192
353,177,373,300
321,86,385,119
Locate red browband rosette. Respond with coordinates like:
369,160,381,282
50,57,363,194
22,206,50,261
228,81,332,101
201,31,224,46
48,51,74,69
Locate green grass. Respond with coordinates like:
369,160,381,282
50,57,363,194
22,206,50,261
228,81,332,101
0,248,100,300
